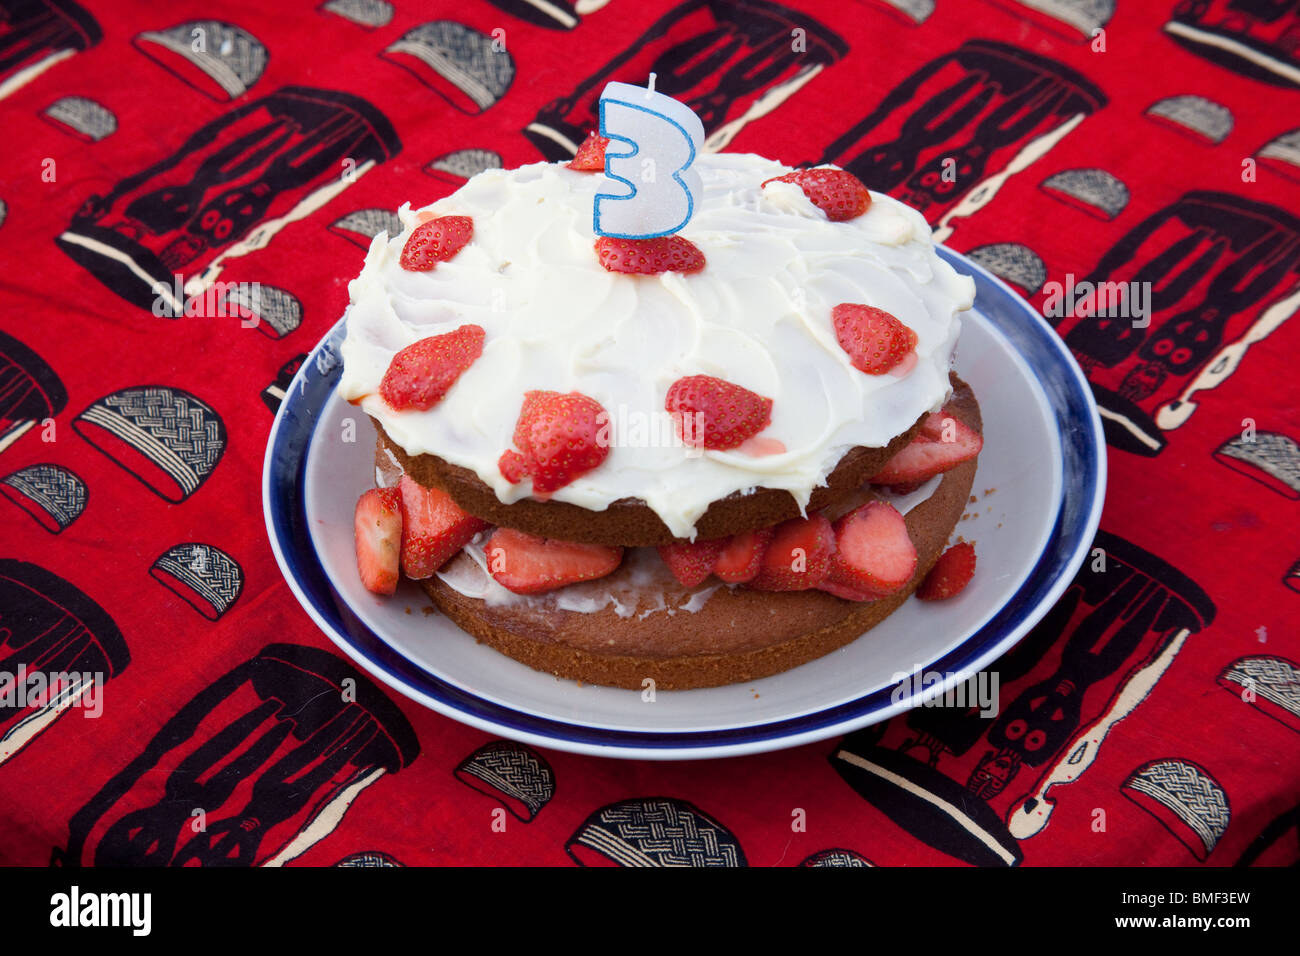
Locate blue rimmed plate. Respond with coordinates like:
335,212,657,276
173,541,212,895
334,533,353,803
263,248,1105,760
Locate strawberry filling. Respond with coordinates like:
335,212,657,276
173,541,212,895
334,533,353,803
357,410,979,601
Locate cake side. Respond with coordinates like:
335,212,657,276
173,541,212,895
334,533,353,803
373,410,928,546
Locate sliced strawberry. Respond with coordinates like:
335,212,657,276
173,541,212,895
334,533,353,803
917,542,976,601
568,132,610,171
486,527,623,595
400,215,473,271
511,389,550,451
501,390,611,493
870,409,983,485
713,527,773,584
881,480,925,495
497,449,527,484
379,324,485,411
818,577,880,602
397,474,488,579
595,235,705,275
826,500,917,599
657,538,725,588
832,304,917,375
749,513,834,591
354,487,402,595
665,375,773,451
761,167,871,221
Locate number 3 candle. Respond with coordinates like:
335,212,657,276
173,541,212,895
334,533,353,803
593,75,705,239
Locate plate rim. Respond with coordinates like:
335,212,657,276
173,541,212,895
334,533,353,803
262,247,1107,760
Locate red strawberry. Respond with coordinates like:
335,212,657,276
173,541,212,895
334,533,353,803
568,132,610,171
665,375,773,451
881,481,925,495
825,500,917,600
595,235,705,275
818,577,880,602
917,542,976,601
869,409,983,485
832,304,917,375
397,474,488,579
501,390,611,493
761,167,871,221
400,215,473,271
497,449,528,484
354,487,402,595
657,538,725,588
511,389,550,450
750,513,835,591
485,527,623,594
713,527,773,584
379,324,485,411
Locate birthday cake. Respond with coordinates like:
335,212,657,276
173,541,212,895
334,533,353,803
340,137,983,689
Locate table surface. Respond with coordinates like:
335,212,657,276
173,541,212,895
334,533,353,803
1,0,1297,867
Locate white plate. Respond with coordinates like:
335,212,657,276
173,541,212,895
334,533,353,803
263,249,1106,759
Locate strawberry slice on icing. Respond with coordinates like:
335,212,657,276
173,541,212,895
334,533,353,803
568,132,610,171
400,215,473,271
832,304,917,375
869,408,983,485
665,375,773,451
485,527,624,595
379,324,485,411
498,390,611,494
594,235,705,275
761,168,872,221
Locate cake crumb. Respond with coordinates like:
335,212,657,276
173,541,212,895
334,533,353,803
422,606,435,616
969,495,977,504
404,607,411,615
984,488,996,496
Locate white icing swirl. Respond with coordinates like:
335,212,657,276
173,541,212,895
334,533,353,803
340,152,974,539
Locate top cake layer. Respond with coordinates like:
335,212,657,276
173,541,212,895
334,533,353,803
338,152,975,539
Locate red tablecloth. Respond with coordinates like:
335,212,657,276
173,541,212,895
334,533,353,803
1,0,1297,867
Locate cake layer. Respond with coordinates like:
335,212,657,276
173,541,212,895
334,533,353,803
341,151,975,540
375,408,926,546
413,381,981,689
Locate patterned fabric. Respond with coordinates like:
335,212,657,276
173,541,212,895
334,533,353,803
1124,760,1231,858
454,740,555,822
0,0,1296,868
149,542,244,619
1,463,87,530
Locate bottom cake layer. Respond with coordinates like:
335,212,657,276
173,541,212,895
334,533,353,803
413,380,981,690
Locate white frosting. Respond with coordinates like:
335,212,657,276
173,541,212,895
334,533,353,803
340,152,974,539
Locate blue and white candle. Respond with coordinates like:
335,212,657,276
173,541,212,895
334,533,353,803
593,75,705,239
